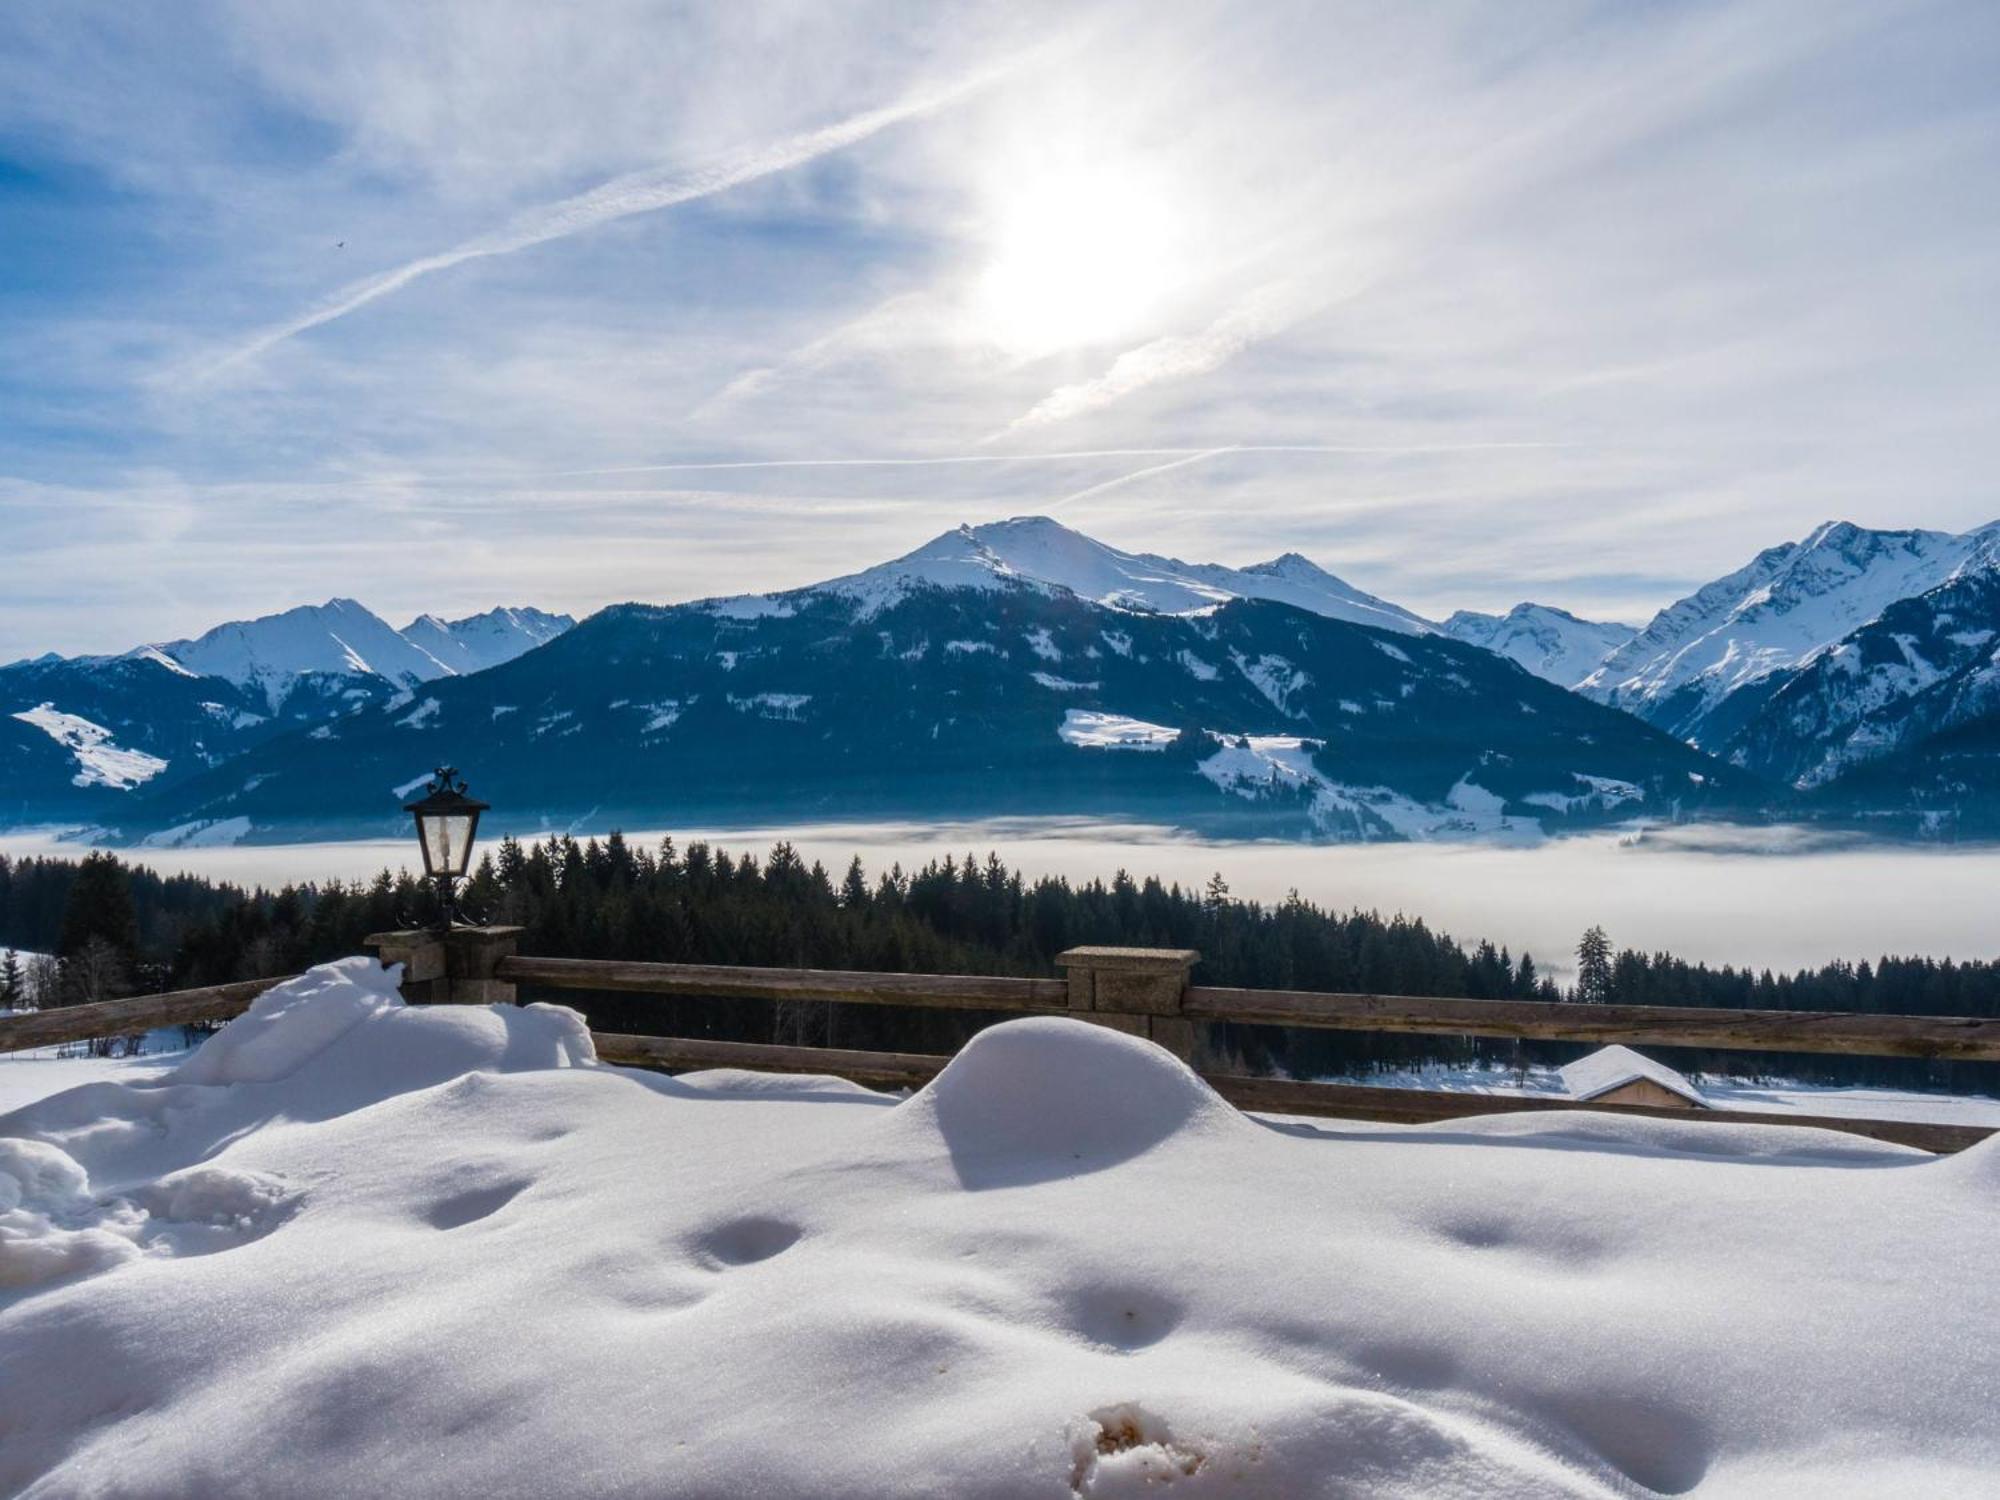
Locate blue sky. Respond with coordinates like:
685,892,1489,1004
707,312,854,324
3,0,1998,659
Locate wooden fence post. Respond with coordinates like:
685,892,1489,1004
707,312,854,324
365,927,522,1005
1054,947,1201,1060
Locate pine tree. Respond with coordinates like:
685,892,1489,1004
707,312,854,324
0,949,23,1009
57,852,140,959
1575,925,1613,1004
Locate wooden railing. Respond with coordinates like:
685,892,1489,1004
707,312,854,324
4,937,1995,1156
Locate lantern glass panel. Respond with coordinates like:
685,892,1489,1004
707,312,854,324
420,811,478,879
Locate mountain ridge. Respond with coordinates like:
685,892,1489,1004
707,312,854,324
13,514,2000,841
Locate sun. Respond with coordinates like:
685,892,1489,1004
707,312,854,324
970,159,1186,359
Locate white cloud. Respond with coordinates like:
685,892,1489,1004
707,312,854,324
3,1,2000,658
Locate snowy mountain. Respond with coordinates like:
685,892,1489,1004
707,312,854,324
1578,520,2000,747
110,581,1758,844
1442,604,1635,689
0,650,277,823
1724,566,2000,789
397,607,575,677
157,599,443,710
740,516,1437,636
28,514,2000,841
0,602,574,825
153,598,575,712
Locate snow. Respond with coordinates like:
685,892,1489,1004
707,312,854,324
727,693,811,720
136,815,254,849
1059,710,1180,750
1055,713,1544,838
1196,737,1538,841
1581,520,2000,733
0,1045,191,1116
637,700,684,733
1032,672,1100,692
1523,775,1647,815
1560,1045,1709,1107
11,704,168,790
2,960,1996,1495
136,601,565,713
791,517,1436,634
1231,652,1310,716
126,644,198,678
1197,733,1325,799
1444,605,1636,689
397,696,441,728
532,709,576,738
1176,649,1219,681
1320,1059,2000,1130
701,594,798,621
159,599,460,709
397,607,574,676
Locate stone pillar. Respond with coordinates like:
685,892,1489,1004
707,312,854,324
364,926,522,1005
1054,946,1200,1060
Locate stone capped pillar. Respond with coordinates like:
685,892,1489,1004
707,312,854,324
1054,946,1201,1059
364,926,522,1005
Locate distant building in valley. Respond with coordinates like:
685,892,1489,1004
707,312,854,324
1560,1044,1710,1110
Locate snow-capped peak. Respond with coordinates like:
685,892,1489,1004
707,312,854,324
719,515,1435,634
1578,517,2000,743
152,599,572,711
398,606,576,676
156,599,439,710
1442,604,1636,689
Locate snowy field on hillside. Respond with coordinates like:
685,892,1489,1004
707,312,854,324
1319,1060,2000,1129
3,962,1996,1497
0,1036,192,1114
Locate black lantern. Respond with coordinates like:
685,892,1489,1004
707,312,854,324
403,766,489,930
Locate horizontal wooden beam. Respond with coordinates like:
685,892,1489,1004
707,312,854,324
589,1032,1987,1154
0,976,293,1055
1200,1073,1990,1155
1186,986,2000,1061
591,1032,949,1089
500,957,1069,1013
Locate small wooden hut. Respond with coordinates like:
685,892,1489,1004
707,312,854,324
1559,1045,1710,1110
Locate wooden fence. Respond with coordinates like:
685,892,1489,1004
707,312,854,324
3,933,1995,1155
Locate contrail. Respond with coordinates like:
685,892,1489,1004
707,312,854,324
532,442,1570,479
1048,448,1237,510
197,60,1022,377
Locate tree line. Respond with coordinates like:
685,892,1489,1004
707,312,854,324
3,841,1995,1092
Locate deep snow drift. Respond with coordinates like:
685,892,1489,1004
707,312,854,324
2,961,1995,1498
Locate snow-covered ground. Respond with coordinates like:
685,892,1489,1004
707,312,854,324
9,705,169,789
0,1047,188,1115
1323,1060,2000,1129
2,961,1995,1497
1,1022,196,1115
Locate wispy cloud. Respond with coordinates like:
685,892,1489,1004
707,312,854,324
195,54,1027,377
1048,447,1235,509
6,2,2000,658
1000,285,1309,436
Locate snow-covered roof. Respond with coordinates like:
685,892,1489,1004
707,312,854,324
1559,1044,1709,1107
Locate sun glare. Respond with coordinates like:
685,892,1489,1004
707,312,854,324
971,161,1185,358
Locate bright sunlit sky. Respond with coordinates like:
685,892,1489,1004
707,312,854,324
4,1,1999,659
